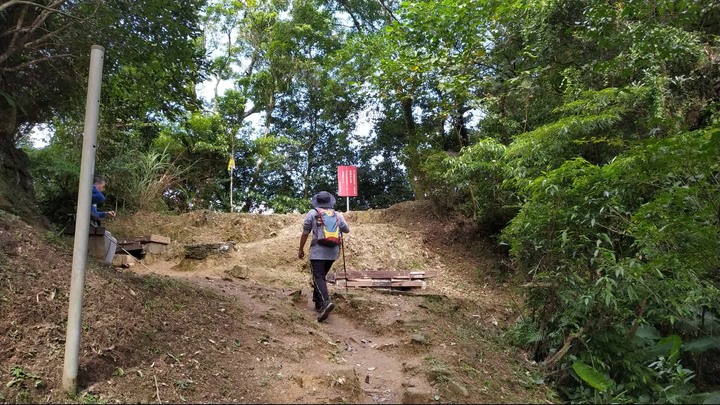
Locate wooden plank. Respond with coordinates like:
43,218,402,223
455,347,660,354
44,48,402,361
117,238,140,245
329,270,436,281
117,241,143,252
392,280,426,288
347,279,391,288
141,234,170,245
344,280,426,289
375,290,447,298
117,235,170,245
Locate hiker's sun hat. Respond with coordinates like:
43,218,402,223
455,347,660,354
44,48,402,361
311,191,336,209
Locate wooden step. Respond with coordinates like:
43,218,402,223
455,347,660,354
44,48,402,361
116,241,144,252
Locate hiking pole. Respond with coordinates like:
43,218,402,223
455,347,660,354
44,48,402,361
341,231,348,293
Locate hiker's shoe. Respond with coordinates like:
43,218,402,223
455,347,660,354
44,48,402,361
317,302,335,322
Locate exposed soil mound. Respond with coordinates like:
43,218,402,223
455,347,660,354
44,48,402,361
0,202,557,404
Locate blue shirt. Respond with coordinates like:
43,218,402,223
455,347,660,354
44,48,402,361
91,185,107,219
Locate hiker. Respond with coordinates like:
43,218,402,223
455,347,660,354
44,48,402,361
298,191,350,322
91,175,118,265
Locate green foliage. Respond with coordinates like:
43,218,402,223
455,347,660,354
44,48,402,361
2,0,206,141
5,366,43,403
504,87,651,187
471,2,720,399
421,138,515,231
504,126,720,400
572,361,615,392
77,392,105,404
110,146,189,212
24,137,82,224
566,327,720,404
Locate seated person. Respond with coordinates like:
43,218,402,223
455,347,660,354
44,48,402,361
91,175,118,265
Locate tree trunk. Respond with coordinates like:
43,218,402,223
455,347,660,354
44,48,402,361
400,96,422,199
453,105,470,150
241,92,276,212
0,138,49,228
302,114,319,199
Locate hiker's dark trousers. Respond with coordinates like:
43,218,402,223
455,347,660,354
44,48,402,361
310,259,334,306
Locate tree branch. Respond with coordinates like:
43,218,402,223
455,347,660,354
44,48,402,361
1,53,73,72
0,0,76,65
543,327,585,367
0,0,74,18
6,4,29,58
0,0,24,12
25,0,67,38
376,0,400,25
337,0,363,33
241,103,259,120
24,20,76,49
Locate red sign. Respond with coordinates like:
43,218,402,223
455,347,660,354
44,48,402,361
337,166,358,197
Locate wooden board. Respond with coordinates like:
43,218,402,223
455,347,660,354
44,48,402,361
339,279,426,288
327,270,436,282
116,241,144,252
142,234,170,245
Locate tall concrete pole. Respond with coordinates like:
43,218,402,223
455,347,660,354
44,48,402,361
63,45,105,395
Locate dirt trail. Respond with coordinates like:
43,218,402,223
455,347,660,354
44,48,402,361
112,202,554,404
0,202,556,404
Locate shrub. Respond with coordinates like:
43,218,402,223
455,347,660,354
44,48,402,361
504,126,720,400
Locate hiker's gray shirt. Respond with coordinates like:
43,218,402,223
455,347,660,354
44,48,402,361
302,209,350,260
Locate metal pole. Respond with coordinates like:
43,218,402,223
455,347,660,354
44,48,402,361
63,45,105,395
346,196,350,213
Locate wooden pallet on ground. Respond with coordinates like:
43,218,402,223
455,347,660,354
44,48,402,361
327,269,436,290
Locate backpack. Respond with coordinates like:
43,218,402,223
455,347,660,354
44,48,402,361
314,208,341,247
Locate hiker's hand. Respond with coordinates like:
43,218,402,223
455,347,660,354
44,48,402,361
298,249,305,260
106,211,116,218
